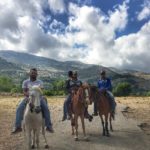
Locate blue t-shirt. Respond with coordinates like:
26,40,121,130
97,78,112,91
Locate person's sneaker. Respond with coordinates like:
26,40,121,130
62,116,67,121
11,127,22,134
88,115,93,122
46,126,54,133
67,115,71,120
92,112,98,116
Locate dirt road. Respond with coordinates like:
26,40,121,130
0,97,150,150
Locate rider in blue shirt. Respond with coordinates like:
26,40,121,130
93,70,116,117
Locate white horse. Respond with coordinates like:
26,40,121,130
23,86,49,150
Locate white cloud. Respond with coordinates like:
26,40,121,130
137,0,150,21
108,1,128,32
48,0,66,13
0,0,150,72
65,1,128,66
114,21,150,71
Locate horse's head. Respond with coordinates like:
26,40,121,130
79,83,92,105
89,85,99,103
28,85,43,113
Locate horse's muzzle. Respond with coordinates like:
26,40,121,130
35,106,41,113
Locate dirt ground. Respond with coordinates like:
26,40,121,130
0,96,64,150
117,97,150,135
0,96,149,150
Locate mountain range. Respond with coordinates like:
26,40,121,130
0,50,150,93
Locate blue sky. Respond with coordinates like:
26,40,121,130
0,0,150,71
42,0,149,34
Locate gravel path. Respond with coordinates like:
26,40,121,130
21,104,150,150
0,98,149,150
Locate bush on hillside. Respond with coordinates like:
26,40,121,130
113,82,132,96
0,76,14,92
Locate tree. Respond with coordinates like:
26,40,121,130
0,76,15,92
52,80,65,91
113,82,132,96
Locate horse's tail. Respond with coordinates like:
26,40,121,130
111,112,115,120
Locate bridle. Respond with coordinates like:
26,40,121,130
28,86,42,113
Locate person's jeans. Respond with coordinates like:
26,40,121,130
63,94,71,118
106,91,116,111
15,97,52,128
93,101,98,114
15,98,27,128
40,98,52,128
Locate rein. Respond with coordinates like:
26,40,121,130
76,86,91,105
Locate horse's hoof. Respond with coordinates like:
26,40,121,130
102,133,105,136
84,136,89,142
31,145,35,149
106,133,110,137
45,145,49,149
74,137,78,141
110,129,113,132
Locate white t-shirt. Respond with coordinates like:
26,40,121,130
22,79,44,90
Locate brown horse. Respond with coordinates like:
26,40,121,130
70,83,92,141
90,86,114,136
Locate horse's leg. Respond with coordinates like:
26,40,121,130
26,129,32,150
31,130,35,149
72,125,75,135
80,114,88,140
71,116,75,135
42,120,49,149
74,114,78,141
109,114,113,132
35,130,40,149
105,114,110,137
99,114,105,136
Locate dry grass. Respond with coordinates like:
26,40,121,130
117,97,150,122
117,97,150,134
0,96,64,150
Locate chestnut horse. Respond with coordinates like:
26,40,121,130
90,86,114,136
70,83,92,141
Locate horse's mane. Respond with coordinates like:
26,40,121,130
30,86,43,94
90,85,98,93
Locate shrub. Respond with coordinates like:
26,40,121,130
0,76,14,92
113,82,132,96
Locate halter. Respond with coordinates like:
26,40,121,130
78,83,92,105
28,86,43,113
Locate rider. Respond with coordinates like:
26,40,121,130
62,71,92,121
12,68,54,134
72,71,93,121
93,70,116,117
62,71,83,121
62,71,73,121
